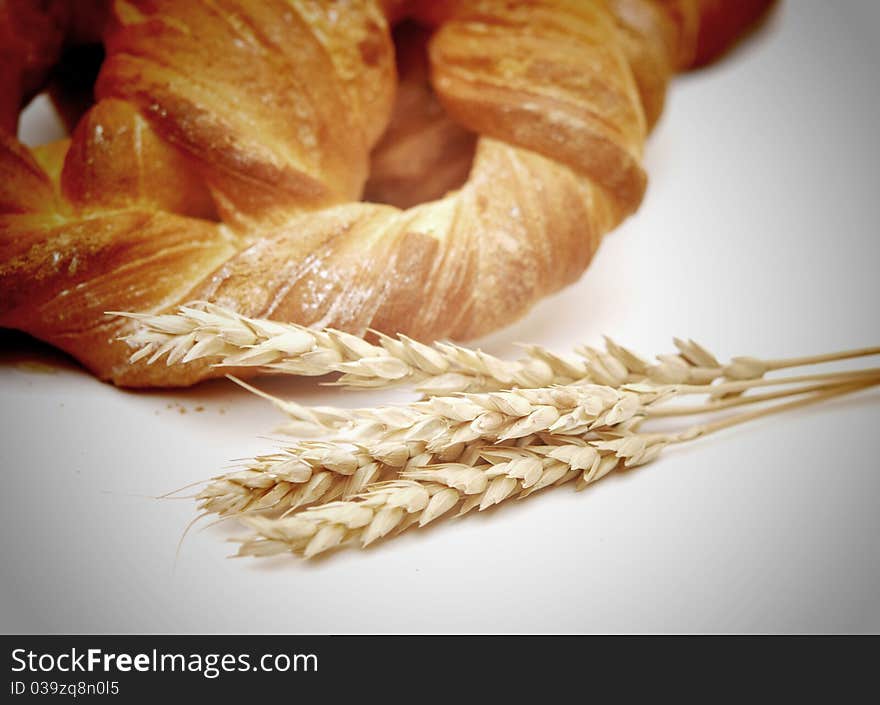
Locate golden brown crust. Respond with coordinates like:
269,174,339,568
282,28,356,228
0,209,237,384
428,0,647,213
608,0,679,131
61,98,216,218
97,0,396,229
0,0,773,387
0,133,59,214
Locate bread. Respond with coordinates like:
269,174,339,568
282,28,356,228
0,0,772,386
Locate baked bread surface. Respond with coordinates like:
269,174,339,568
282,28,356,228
0,0,771,386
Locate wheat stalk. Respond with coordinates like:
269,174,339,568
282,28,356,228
190,368,880,523
236,378,880,558
112,303,880,395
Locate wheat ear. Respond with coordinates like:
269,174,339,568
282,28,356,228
112,303,879,394
113,302,568,394
196,368,880,521
193,383,653,517
236,377,879,558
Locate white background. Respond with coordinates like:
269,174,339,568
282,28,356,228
2,1,879,633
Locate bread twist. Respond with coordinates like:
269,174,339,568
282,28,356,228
0,0,771,386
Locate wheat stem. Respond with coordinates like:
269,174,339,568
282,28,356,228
672,378,880,442
649,367,880,397
646,375,880,417
761,346,880,372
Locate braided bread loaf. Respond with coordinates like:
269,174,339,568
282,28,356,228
0,0,771,386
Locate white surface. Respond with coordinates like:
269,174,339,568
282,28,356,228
2,1,880,634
